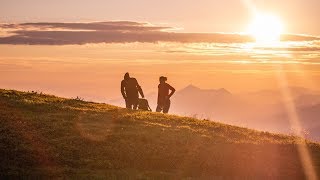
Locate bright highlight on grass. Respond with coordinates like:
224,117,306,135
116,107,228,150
247,13,284,44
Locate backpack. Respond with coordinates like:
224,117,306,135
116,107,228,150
138,98,152,111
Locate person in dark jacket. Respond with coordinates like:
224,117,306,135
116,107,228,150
156,76,175,113
121,72,144,110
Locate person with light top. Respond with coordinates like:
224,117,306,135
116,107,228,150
156,76,175,114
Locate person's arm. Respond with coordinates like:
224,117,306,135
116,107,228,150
136,79,145,98
121,81,127,99
157,84,160,105
168,84,175,98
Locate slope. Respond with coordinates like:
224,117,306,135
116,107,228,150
0,89,319,179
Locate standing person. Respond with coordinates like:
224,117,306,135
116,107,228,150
121,72,144,110
156,76,175,113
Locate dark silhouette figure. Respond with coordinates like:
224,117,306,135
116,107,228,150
156,76,175,113
121,72,144,110
138,98,152,111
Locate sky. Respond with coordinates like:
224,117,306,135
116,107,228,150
0,0,320,102
1,0,320,34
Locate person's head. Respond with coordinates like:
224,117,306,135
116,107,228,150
124,72,130,80
159,76,167,84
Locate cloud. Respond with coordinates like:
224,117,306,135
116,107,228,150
0,21,319,45
256,46,320,52
281,34,320,42
1,21,169,32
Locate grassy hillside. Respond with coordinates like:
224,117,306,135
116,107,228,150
0,89,319,179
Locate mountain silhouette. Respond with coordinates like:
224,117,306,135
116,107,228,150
171,85,243,122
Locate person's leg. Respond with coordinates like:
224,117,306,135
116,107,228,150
163,99,171,113
156,104,162,112
126,98,134,109
125,99,131,109
132,98,139,110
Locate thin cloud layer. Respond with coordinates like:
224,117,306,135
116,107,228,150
1,21,168,32
0,21,319,45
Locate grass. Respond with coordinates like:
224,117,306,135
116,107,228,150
0,89,319,179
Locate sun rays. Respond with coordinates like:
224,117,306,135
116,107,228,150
241,0,319,178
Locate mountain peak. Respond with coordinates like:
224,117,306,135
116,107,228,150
185,84,200,90
217,88,231,95
178,85,232,96
178,84,201,93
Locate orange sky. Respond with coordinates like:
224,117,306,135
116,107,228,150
1,0,320,35
1,43,319,101
0,0,320,101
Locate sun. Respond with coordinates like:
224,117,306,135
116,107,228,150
247,13,284,44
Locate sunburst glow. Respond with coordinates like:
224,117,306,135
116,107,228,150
248,13,284,44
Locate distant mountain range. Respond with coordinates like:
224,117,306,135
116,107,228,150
110,85,320,142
